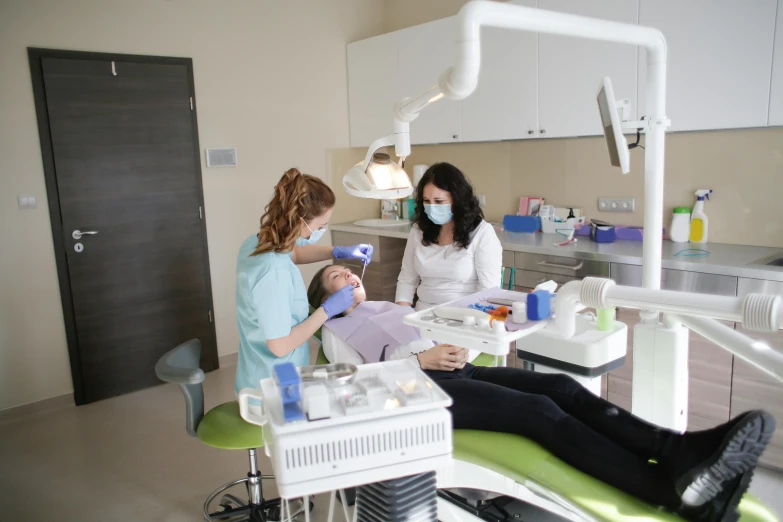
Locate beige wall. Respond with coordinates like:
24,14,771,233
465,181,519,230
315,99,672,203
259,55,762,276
347,129,781,245
0,0,385,411
328,0,783,246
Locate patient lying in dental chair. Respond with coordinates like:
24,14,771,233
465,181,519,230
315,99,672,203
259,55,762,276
308,264,775,522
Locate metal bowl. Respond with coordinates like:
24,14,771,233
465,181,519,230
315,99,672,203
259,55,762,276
299,363,357,386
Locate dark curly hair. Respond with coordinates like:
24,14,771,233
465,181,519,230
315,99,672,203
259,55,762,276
413,163,483,248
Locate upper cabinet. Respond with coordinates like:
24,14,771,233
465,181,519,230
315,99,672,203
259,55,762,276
461,0,539,142
538,0,639,139
397,17,462,145
769,0,783,126
638,0,777,131
347,33,399,148
347,0,782,147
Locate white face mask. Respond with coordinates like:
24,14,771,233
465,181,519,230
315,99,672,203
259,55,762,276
297,219,326,246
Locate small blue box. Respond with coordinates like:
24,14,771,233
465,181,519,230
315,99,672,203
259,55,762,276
274,362,305,422
503,215,542,233
527,291,551,321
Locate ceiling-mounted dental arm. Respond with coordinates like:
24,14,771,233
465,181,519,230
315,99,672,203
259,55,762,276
389,0,667,155
381,1,669,295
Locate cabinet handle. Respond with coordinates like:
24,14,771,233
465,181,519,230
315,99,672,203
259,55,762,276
528,130,535,135
537,260,583,271
540,129,546,134
452,134,459,139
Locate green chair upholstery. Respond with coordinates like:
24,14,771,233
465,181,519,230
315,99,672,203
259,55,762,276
453,430,777,522
197,401,264,450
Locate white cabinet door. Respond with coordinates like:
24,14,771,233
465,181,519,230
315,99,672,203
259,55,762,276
461,0,539,142
538,0,638,139
397,17,462,145
638,0,777,132
769,0,783,126
347,32,400,148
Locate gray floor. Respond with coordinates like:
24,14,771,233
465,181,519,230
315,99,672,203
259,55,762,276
1,359,781,521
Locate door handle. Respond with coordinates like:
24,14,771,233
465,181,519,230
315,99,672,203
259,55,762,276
537,260,583,271
72,230,99,240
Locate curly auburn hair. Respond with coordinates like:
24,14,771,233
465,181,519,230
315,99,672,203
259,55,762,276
252,168,335,256
414,163,484,249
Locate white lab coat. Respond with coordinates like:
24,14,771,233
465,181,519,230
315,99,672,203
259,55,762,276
395,221,503,309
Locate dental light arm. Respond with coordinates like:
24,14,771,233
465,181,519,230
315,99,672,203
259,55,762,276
555,278,783,382
356,0,668,295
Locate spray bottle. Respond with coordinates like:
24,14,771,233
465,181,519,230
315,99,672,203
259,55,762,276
689,189,713,243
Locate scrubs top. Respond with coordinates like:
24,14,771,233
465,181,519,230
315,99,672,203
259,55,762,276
235,234,309,394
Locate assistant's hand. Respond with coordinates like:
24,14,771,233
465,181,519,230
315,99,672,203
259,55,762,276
332,244,374,264
417,345,469,371
321,285,355,319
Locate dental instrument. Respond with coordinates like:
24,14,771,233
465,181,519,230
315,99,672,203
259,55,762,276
360,259,367,282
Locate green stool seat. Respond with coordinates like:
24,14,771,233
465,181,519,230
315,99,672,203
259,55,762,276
197,401,264,450
453,430,777,522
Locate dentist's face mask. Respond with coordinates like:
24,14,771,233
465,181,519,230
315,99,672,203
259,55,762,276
297,218,326,246
424,204,453,225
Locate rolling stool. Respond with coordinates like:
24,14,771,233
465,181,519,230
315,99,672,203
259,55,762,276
155,339,306,521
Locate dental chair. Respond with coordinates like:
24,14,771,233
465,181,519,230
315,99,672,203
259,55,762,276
156,339,305,521
313,345,778,522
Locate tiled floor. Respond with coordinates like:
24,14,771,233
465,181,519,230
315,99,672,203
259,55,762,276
1,360,781,521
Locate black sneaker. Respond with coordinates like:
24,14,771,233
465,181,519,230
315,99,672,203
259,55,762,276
675,410,775,507
676,471,754,522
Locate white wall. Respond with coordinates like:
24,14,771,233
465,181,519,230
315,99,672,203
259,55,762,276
0,0,385,411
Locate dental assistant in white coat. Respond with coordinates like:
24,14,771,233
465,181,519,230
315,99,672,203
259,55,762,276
395,162,503,311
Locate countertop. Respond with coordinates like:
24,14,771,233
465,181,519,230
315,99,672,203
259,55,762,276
330,222,783,282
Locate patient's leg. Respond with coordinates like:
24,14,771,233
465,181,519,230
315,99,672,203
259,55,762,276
469,366,713,463
436,377,682,509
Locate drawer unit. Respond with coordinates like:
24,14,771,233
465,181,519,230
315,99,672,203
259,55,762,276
610,264,737,296
514,270,578,292
514,252,609,278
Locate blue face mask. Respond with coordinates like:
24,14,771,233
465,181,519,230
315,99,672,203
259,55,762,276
424,204,453,225
297,219,326,246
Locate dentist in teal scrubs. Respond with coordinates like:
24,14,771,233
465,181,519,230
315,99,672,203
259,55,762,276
234,168,373,393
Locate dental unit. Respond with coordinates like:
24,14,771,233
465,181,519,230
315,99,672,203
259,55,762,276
238,2,783,521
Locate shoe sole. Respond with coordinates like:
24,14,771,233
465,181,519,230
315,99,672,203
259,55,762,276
676,411,775,507
716,470,754,522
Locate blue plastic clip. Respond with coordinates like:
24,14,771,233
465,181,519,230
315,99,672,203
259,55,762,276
274,362,305,423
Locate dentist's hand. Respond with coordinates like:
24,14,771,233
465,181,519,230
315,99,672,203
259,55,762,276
417,345,469,371
321,285,355,319
332,244,374,264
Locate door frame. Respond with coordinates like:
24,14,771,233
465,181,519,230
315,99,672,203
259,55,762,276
28,48,218,405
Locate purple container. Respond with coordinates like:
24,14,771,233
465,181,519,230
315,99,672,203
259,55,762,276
615,226,665,241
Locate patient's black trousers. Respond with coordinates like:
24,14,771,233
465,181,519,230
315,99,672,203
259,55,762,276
427,364,689,509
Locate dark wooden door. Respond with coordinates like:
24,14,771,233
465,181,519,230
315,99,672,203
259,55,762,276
30,51,218,404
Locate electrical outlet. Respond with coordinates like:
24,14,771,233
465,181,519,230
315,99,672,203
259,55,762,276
17,195,37,210
598,197,635,213
476,194,486,206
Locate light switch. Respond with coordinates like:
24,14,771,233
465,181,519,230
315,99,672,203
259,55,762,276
18,195,38,209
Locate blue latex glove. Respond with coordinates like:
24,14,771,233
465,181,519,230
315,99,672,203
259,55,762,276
321,285,355,319
333,244,374,264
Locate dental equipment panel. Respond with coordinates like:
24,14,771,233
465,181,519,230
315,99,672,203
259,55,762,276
597,77,631,174
238,359,453,499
